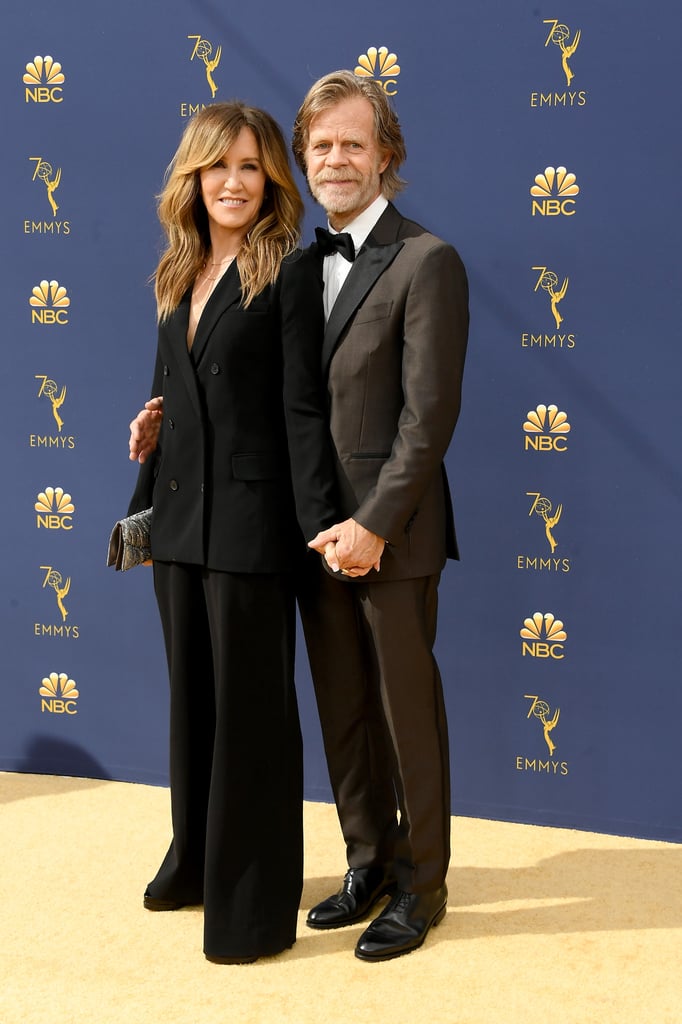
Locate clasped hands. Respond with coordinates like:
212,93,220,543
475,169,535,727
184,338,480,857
308,519,385,577
127,396,384,577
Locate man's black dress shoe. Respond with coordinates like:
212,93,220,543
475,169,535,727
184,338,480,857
354,884,447,961
306,866,397,929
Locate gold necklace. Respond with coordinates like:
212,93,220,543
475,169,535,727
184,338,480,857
199,255,236,285
189,256,236,344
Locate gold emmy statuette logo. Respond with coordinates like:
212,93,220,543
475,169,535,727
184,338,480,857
521,268,574,349
35,486,74,530
544,20,580,86
520,611,566,659
188,35,221,97
531,166,579,216
41,566,71,622
29,280,70,325
523,404,571,452
532,266,568,329
527,492,562,553
24,55,65,103
516,492,570,573
36,375,66,432
39,671,79,714
355,46,400,95
525,695,560,756
30,158,61,217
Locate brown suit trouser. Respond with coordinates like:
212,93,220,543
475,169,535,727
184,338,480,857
299,560,451,893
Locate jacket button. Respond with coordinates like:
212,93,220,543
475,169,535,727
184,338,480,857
163,365,170,376
200,483,205,493
169,479,178,491
210,363,220,375
168,418,175,429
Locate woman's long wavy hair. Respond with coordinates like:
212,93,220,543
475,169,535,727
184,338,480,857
154,102,303,320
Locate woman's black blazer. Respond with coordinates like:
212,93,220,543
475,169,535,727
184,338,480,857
128,251,337,573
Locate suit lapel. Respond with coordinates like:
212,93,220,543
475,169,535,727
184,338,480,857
166,263,242,418
321,244,402,373
320,204,405,375
165,292,203,419
191,261,242,364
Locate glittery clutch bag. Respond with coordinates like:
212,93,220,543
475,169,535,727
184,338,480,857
107,507,152,571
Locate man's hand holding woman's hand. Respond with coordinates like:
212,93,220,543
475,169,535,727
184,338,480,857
308,518,385,577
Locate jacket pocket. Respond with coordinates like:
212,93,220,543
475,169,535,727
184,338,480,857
232,452,283,480
349,451,391,460
353,301,393,325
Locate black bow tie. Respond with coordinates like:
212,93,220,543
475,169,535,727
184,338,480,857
315,226,356,262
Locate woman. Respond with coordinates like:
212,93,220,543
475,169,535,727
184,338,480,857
127,102,336,964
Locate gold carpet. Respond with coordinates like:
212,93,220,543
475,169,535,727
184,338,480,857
1,771,680,1024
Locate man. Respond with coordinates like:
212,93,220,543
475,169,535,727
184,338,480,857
292,71,469,962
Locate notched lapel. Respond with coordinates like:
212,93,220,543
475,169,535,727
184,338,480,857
164,263,241,419
165,293,203,419
322,241,403,373
191,262,242,364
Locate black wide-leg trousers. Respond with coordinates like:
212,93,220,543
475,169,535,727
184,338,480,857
149,561,303,960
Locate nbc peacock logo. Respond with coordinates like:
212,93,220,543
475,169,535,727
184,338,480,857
355,46,400,95
24,56,64,103
520,611,567,659
35,486,74,530
30,280,70,325
523,404,571,452
531,166,579,216
39,671,79,714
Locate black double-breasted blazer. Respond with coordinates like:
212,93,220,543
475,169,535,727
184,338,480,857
128,250,337,573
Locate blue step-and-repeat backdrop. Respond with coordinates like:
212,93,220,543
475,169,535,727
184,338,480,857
2,0,681,841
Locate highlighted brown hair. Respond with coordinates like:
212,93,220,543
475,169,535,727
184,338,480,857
155,102,303,319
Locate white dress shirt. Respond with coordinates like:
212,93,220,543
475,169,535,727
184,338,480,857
321,194,389,321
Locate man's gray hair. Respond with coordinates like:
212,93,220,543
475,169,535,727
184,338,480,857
292,70,407,200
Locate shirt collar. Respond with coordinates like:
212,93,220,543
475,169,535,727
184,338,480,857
328,194,388,254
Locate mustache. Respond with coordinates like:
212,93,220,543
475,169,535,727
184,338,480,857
313,171,362,184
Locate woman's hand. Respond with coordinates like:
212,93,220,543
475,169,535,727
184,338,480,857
308,518,384,576
129,396,163,464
